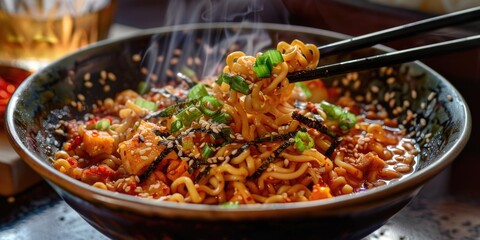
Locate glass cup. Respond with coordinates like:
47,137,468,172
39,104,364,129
0,0,116,122
0,0,116,71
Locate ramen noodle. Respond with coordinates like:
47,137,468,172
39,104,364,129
52,40,418,204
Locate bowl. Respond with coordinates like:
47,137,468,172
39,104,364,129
5,23,471,239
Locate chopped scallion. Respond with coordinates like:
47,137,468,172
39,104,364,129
211,112,232,124
170,120,183,133
137,81,151,95
339,112,357,131
253,49,284,78
216,73,251,95
134,99,157,111
199,95,223,116
176,106,203,126
95,119,110,131
294,131,314,152
320,101,357,131
188,83,209,100
201,144,214,159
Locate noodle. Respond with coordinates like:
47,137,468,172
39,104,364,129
52,40,419,204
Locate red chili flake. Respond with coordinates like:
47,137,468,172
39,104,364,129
67,157,76,166
83,165,115,183
66,135,83,151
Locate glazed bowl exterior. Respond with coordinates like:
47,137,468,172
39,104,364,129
6,23,471,240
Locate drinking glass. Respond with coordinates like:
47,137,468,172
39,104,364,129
0,0,116,122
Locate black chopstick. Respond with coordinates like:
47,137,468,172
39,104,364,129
287,35,480,82
319,6,480,57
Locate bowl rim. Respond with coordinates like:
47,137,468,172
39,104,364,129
5,22,472,217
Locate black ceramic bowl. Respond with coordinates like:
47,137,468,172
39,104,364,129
6,23,471,240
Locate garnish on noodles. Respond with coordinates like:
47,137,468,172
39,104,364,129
52,40,418,204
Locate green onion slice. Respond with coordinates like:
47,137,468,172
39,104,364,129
320,101,357,131
201,144,214,160
170,120,183,133
199,95,223,116
294,131,314,152
176,106,203,126
95,119,110,131
134,99,157,112
188,83,209,100
137,81,151,95
253,49,284,78
339,112,357,131
216,73,251,95
211,112,232,124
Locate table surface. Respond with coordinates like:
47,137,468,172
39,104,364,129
1,1,479,239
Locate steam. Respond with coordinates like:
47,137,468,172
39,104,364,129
139,0,289,88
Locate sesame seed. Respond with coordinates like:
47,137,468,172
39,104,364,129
103,85,111,93
420,118,426,126
411,90,417,99
140,156,148,160
170,57,179,65
100,70,107,79
370,85,379,93
84,81,93,88
428,92,436,101
420,102,426,109
447,95,453,101
107,72,116,81
141,67,148,75
389,99,395,108
83,73,91,81
77,94,85,101
150,74,158,82
166,69,174,77
132,54,142,62
386,77,395,85
231,149,238,155
194,57,202,65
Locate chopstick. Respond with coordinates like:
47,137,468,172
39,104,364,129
319,6,480,57
287,35,480,82
286,7,480,82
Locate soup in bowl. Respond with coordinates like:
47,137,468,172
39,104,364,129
5,23,471,239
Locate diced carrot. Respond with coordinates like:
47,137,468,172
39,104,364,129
309,184,333,200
